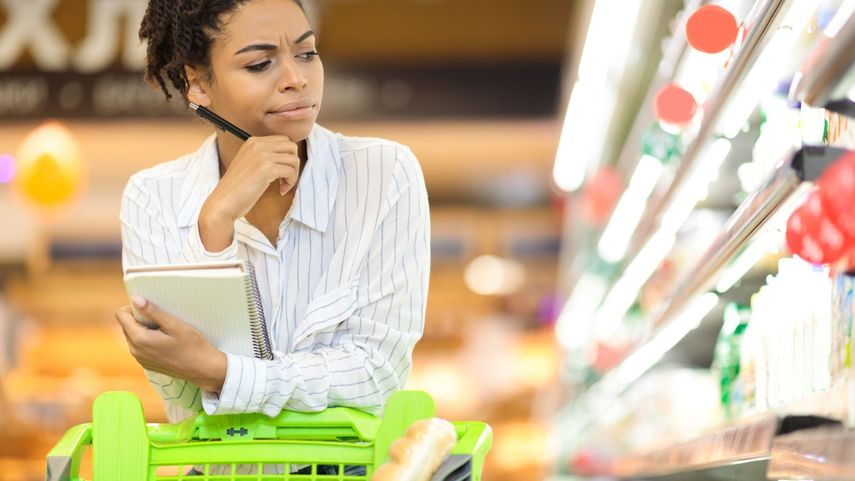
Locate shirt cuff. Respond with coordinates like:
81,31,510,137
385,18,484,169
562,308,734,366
202,353,268,415
188,217,239,261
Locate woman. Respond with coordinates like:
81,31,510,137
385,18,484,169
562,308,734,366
115,0,430,430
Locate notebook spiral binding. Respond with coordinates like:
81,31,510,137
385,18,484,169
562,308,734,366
244,261,274,360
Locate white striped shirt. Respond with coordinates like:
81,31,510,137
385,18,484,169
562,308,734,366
120,123,430,422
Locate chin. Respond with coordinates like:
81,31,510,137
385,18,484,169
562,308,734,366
267,115,318,140
255,122,312,141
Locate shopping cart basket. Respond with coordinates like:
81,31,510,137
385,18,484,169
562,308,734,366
46,390,492,481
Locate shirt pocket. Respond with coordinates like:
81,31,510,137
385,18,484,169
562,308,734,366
292,278,359,351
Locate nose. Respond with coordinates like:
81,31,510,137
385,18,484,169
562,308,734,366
277,58,308,92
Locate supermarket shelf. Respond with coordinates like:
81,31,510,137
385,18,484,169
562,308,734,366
563,0,793,379
661,145,847,313
791,4,855,118
612,415,841,481
628,0,788,255
768,426,855,481
564,146,849,421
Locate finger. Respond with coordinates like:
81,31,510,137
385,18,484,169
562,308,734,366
254,136,298,153
268,141,299,155
268,164,298,184
115,306,150,342
273,167,299,195
123,302,160,330
255,134,293,143
264,152,301,167
134,296,179,332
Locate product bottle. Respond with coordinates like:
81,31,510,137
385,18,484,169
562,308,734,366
713,303,751,419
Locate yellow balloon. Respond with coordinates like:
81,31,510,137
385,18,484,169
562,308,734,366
13,122,86,219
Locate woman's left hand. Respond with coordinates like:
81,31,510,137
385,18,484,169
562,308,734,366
115,297,228,392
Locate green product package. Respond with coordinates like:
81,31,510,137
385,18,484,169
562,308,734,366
712,303,751,419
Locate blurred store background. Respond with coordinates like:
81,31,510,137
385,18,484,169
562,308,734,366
4,0,855,480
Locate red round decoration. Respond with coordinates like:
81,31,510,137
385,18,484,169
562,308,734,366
816,152,855,239
686,5,739,54
582,167,622,226
654,84,697,125
786,191,848,265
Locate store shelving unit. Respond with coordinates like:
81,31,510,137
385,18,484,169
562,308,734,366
625,0,788,261
556,1,855,479
612,415,840,481
561,146,851,427
558,0,785,294
768,425,855,480
790,4,855,117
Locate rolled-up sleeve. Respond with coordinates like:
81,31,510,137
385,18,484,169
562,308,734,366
120,176,238,413
202,147,431,416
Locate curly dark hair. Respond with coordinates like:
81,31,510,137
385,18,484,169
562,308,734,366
139,0,306,102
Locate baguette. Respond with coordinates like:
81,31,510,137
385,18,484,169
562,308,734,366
372,418,458,481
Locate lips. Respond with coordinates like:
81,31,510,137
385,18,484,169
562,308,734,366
269,99,316,114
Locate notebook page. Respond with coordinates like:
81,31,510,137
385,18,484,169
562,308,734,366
124,272,256,358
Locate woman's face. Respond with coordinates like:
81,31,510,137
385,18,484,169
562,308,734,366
194,0,323,142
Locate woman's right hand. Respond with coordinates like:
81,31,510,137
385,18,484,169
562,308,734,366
198,136,301,251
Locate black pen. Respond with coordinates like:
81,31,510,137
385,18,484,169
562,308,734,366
189,102,294,195
189,102,251,141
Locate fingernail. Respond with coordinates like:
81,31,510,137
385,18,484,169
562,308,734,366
133,295,147,309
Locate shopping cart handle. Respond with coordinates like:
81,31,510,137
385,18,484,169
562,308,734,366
192,407,383,442
452,421,493,481
45,423,91,481
144,390,436,445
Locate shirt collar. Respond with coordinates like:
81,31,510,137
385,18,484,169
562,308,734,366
175,124,341,233
288,124,341,233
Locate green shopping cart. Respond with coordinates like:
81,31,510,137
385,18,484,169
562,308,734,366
46,390,492,481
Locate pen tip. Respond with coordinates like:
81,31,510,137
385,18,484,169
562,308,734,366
189,102,199,110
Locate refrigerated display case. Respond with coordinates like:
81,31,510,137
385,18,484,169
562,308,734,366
552,1,855,480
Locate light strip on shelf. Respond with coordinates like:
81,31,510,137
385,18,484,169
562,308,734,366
553,81,613,192
597,155,664,263
713,228,778,294
595,230,676,340
593,139,731,339
661,138,732,232
555,273,608,350
714,183,811,293
825,0,855,37
597,292,720,397
716,0,821,138
552,0,643,192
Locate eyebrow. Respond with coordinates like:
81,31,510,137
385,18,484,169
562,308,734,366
234,30,316,56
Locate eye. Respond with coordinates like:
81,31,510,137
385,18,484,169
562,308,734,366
298,51,319,61
246,60,271,72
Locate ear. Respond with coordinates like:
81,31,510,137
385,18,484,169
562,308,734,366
185,65,212,106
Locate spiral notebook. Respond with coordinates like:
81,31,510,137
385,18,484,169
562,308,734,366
123,260,273,360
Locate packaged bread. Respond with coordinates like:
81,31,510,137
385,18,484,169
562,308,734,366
372,418,458,481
